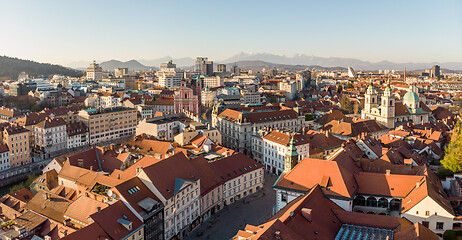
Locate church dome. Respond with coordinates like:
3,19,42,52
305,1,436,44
403,91,420,103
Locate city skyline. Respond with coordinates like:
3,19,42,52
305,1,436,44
1,0,461,66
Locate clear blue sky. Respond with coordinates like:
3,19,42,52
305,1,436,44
1,0,461,65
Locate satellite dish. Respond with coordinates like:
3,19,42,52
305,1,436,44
107,190,113,197
112,193,116,198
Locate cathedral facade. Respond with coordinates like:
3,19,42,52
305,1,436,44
361,80,431,128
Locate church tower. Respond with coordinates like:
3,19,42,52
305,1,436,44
364,79,378,114
381,79,395,128
284,136,299,173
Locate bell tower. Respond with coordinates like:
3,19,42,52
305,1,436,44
364,79,378,114
284,136,299,173
381,78,395,128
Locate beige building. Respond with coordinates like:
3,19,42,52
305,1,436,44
137,153,201,240
210,153,264,205
78,107,137,145
86,61,103,81
1,124,30,167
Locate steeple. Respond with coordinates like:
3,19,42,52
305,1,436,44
384,77,392,96
284,136,299,173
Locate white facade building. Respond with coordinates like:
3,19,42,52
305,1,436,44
0,145,10,171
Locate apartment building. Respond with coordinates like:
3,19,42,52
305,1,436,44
136,116,183,141
137,153,201,240
212,105,305,155
156,61,183,89
0,144,9,170
202,76,223,88
78,107,137,145
33,117,67,157
151,97,175,115
1,124,30,167
211,153,264,205
66,122,89,149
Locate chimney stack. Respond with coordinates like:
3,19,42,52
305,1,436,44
78,159,84,168
386,169,391,175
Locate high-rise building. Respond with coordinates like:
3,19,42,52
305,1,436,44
86,61,103,81
431,65,441,79
115,68,128,77
194,57,213,76
217,64,226,72
156,60,183,89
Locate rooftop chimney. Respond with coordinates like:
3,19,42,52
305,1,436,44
386,169,391,175
78,158,84,168
416,181,420,188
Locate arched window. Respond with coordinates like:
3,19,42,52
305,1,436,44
390,199,401,211
378,198,388,208
354,195,366,206
366,197,377,207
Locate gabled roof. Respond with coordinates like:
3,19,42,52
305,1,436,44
355,172,423,198
64,196,108,225
401,173,454,216
274,158,357,199
26,190,73,222
189,156,224,196
35,117,66,129
60,222,110,240
67,146,124,173
235,185,435,240
210,153,263,184
141,152,200,200
89,201,143,240
113,177,162,218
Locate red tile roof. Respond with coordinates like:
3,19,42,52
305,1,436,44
89,201,143,240
210,153,263,183
141,152,200,199
274,158,357,199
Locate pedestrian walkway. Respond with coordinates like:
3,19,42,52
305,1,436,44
187,172,277,240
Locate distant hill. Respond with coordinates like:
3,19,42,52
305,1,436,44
0,56,82,79
100,59,155,71
221,52,462,71
224,60,346,72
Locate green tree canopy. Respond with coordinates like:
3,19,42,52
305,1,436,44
340,95,353,113
441,120,462,173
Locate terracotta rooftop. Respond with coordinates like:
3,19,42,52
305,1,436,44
274,158,357,199
141,152,200,200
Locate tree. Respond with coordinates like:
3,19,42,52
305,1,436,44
353,101,360,116
340,95,353,113
346,82,354,89
337,85,343,94
441,120,462,173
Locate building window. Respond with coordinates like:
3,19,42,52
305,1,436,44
425,211,430,216
436,222,444,230
281,193,288,203
422,221,429,228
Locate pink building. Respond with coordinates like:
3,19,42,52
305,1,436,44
174,80,201,115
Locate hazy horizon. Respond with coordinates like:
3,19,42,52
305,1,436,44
1,0,461,66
